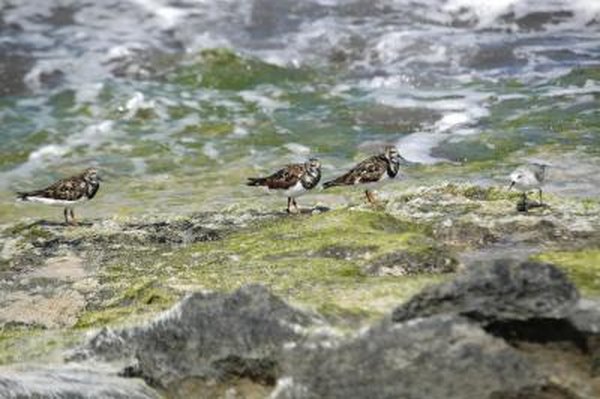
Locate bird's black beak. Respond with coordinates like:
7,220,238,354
508,181,515,190
97,175,103,182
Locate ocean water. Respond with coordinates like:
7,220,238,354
0,0,599,221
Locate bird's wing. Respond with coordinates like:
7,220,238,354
25,176,87,201
332,155,387,186
259,163,304,190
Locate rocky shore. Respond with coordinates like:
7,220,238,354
0,183,599,397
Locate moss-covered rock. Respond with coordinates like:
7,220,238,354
533,249,600,297
0,207,455,339
387,182,600,249
1,180,599,371
166,48,313,90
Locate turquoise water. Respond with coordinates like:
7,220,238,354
1,0,599,222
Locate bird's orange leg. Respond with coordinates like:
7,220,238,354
69,208,78,226
365,190,377,204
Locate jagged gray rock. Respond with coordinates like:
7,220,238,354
568,299,600,377
76,284,322,389
0,367,159,399
272,260,595,399
272,315,557,399
392,259,579,324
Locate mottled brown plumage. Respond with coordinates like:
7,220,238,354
248,163,304,190
17,167,102,225
247,158,321,213
323,146,402,204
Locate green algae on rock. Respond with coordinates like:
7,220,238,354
0,207,456,336
1,180,600,379
386,183,600,249
166,48,314,91
533,249,600,297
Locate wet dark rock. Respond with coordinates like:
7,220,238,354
273,315,553,399
568,299,600,377
392,260,579,325
0,46,34,96
37,68,65,89
503,11,574,31
48,6,77,26
248,0,320,38
365,246,458,276
390,258,600,381
0,367,159,399
464,44,527,70
76,285,322,389
273,260,597,398
355,105,442,133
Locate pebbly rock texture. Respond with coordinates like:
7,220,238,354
2,210,282,273
75,285,324,390
1,192,599,398
272,315,554,399
364,246,458,276
12,261,600,398
389,259,600,357
392,259,579,325
0,210,284,331
0,366,159,399
568,299,600,377
386,183,600,249
272,260,600,399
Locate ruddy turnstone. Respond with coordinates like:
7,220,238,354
17,167,102,225
508,163,547,210
247,158,321,213
323,146,403,204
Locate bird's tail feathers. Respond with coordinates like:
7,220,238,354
246,177,267,187
16,192,31,201
322,180,340,189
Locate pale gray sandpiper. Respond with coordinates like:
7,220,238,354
17,167,102,225
508,163,548,210
323,146,404,204
247,158,321,213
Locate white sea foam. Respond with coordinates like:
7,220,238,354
232,125,250,137
128,0,186,29
396,132,447,165
202,142,220,160
27,144,68,163
239,90,288,113
24,121,114,167
442,0,519,27
1,120,116,189
2,0,600,193
118,92,156,119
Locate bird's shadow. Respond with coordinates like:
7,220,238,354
516,201,549,213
